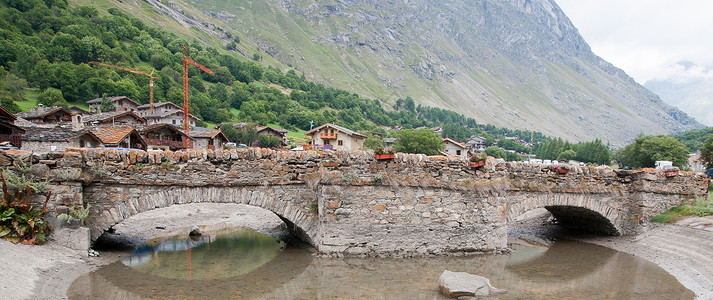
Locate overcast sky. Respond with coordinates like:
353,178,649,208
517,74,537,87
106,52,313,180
556,0,713,85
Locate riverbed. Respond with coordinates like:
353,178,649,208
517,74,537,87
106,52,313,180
1,203,712,299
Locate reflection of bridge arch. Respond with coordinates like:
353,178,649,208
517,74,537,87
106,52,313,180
85,184,319,245
506,192,623,235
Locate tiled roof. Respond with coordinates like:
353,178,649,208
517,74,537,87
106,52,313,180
190,129,221,138
15,107,70,120
86,96,139,106
257,126,287,134
143,109,200,121
83,111,145,123
304,123,367,138
22,127,99,142
0,106,17,121
443,138,467,149
91,126,136,144
136,102,180,110
140,123,191,138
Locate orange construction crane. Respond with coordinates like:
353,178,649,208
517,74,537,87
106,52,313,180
181,44,214,148
87,61,158,114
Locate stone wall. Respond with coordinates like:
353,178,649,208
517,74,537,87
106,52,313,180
0,148,707,257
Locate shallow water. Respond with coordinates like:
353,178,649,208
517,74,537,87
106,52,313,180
68,229,693,299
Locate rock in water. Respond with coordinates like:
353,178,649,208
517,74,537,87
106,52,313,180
438,270,503,298
189,225,202,236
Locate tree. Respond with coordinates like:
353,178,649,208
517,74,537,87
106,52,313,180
557,149,577,161
614,135,689,168
257,134,281,148
363,133,385,150
700,135,713,169
37,89,68,108
393,128,444,155
220,123,239,143
99,96,115,112
236,123,258,146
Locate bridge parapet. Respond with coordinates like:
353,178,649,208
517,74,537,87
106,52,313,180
0,148,707,257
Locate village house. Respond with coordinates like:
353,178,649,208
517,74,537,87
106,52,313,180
91,126,147,149
465,135,487,152
140,123,192,151
15,106,72,125
190,128,229,151
86,96,140,113
21,127,102,152
442,138,468,158
135,102,180,118
256,126,288,147
0,106,24,148
82,111,147,127
143,109,199,128
304,123,366,151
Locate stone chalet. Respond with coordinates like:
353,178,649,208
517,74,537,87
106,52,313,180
135,102,179,117
257,126,288,146
304,123,366,151
90,126,147,150
21,126,102,152
190,128,229,151
465,135,487,152
442,138,468,158
140,123,192,151
82,111,146,128
86,96,139,113
143,108,199,128
16,106,72,125
0,106,24,148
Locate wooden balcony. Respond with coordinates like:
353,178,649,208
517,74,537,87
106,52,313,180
320,132,338,139
0,134,22,148
303,144,332,151
144,138,184,149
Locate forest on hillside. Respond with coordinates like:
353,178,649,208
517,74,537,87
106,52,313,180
0,0,550,145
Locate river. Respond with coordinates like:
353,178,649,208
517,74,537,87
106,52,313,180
67,228,693,299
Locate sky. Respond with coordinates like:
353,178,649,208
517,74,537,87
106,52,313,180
556,0,713,85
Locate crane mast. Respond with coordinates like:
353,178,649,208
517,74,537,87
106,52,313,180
87,61,158,114
181,44,215,148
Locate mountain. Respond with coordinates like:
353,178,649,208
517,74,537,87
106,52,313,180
72,0,704,146
644,61,713,127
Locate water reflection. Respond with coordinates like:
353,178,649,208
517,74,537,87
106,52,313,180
118,229,284,281
69,233,693,299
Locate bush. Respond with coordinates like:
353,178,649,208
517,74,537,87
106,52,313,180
0,169,51,245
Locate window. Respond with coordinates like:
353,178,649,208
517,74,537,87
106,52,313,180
172,120,176,124
456,150,461,156
338,140,343,146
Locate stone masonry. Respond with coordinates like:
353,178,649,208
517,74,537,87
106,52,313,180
0,148,707,257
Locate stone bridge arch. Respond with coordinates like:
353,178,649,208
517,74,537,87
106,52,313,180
505,192,629,235
84,184,320,245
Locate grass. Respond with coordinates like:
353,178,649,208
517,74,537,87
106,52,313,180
651,186,713,223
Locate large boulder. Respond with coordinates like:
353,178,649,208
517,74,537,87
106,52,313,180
438,270,503,298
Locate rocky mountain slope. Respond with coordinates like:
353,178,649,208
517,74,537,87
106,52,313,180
78,0,704,145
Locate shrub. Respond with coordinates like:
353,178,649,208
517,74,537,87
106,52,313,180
0,169,51,245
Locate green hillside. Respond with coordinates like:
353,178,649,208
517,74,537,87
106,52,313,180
0,0,547,146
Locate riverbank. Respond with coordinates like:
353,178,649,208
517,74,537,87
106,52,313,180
1,204,711,299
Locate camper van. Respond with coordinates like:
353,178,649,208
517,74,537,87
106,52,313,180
655,161,673,170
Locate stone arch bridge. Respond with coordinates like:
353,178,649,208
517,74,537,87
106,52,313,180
1,148,707,256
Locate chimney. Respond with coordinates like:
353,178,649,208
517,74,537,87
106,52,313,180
71,113,84,131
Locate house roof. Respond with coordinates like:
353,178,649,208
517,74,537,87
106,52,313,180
190,129,228,141
257,126,288,135
83,111,146,124
143,109,200,121
86,96,139,106
443,138,467,149
304,123,367,138
136,102,180,110
0,121,25,133
140,123,192,139
67,106,90,115
15,106,71,120
91,126,140,144
22,127,100,143
0,106,17,121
